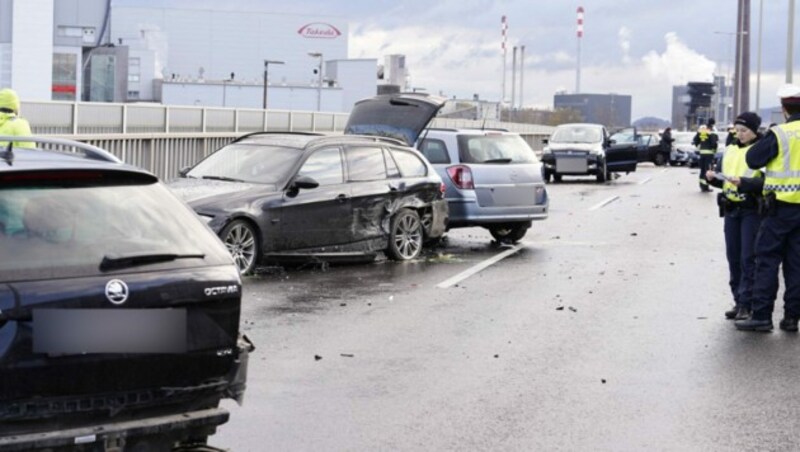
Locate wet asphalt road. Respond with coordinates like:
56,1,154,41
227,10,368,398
212,164,800,451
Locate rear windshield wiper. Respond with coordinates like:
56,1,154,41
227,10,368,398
483,158,513,164
100,251,206,271
201,175,246,183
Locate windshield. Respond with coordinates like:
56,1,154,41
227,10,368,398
0,180,228,281
550,126,603,144
457,134,539,164
187,143,303,184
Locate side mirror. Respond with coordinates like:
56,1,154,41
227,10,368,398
542,138,549,145
179,166,192,177
291,175,320,190
607,139,616,146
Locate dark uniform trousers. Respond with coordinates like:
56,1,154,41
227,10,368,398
724,206,761,308
699,154,715,189
750,202,800,320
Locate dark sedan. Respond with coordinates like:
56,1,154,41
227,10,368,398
170,95,449,274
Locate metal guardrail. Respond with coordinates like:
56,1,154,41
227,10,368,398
20,101,553,180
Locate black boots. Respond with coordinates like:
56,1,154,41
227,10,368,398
779,317,799,332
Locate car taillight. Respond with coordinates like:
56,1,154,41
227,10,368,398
440,182,446,194
446,165,474,190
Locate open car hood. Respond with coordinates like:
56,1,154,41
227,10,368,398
344,93,447,146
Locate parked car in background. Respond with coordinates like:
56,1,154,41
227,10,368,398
170,93,449,274
417,128,548,243
671,131,696,166
608,129,668,166
541,123,637,183
0,137,252,451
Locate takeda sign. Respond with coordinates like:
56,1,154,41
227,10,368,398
298,23,342,39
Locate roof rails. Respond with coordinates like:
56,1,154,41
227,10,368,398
232,131,324,143
0,136,121,163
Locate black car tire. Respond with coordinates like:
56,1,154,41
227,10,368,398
596,161,607,183
387,209,423,261
489,223,529,244
221,219,260,275
654,153,667,166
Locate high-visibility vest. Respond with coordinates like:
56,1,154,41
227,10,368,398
0,113,34,148
696,130,716,154
722,142,761,202
765,122,800,204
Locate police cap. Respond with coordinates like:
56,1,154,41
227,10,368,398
777,84,800,106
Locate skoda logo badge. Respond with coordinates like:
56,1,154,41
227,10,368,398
105,279,129,305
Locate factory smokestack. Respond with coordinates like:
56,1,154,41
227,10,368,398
576,6,584,94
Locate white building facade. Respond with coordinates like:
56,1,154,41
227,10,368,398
0,0,379,112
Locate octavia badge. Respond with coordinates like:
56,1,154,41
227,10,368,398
105,279,129,305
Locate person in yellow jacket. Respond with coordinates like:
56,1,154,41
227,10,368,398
736,84,800,332
705,112,763,321
0,88,34,148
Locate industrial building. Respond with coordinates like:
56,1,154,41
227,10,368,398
553,93,632,129
0,0,398,112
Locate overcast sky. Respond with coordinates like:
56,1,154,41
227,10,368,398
118,0,798,120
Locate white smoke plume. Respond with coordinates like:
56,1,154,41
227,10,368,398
643,32,716,85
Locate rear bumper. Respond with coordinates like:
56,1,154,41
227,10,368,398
446,199,548,227
541,153,602,175
0,407,229,451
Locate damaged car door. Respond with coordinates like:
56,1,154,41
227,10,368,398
345,145,395,249
277,147,353,253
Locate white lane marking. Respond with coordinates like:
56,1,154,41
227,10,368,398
436,244,524,289
588,195,620,211
638,177,653,185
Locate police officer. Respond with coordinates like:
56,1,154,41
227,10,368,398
705,112,763,321
736,84,800,331
693,121,719,192
0,88,33,148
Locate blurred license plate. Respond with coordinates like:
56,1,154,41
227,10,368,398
556,157,588,173
33,308,187,355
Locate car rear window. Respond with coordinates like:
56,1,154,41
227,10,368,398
0,174,229,281
390,149,427,177
457,134,538,164
418,139,451,164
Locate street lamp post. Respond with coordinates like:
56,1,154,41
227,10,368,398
308,52,323,111
263,59,285,110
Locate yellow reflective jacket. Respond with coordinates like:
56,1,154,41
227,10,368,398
722,142,762,202
0,112,34,148
765,122,800,203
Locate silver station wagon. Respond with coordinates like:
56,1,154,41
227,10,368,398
417,128,549,243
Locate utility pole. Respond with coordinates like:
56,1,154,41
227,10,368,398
756,0,763,110
511,46,517,111
501,16,508,106
519,45,525,109
263,60,284,110
788,0,795,83
733,0,751,117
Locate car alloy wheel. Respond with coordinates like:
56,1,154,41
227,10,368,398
221,219,259,275
387,209,423,260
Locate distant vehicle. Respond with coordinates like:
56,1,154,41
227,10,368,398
169,93,449,274
0,137,252,451
417,128,549,244
608,129,668,166
672,131,697,167
541,123,638,183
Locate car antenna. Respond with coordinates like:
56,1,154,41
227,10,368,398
1,142,12,166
